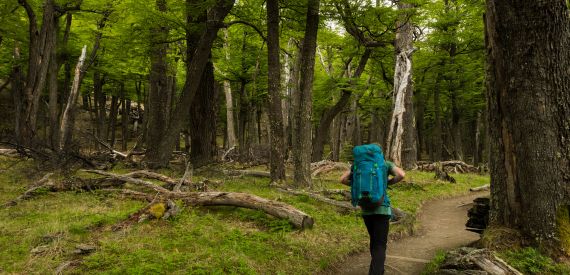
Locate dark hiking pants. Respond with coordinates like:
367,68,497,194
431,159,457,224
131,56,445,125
363,214,390,275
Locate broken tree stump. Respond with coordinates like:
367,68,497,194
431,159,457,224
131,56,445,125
435,162,457,183
466,197,490,234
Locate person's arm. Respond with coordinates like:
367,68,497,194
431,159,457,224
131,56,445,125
388,166,405,185
340,169,351,186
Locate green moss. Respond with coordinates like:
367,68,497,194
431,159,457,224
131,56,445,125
556,205,570,256
148,203,166,219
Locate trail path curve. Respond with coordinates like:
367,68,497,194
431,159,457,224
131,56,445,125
330,191,488,275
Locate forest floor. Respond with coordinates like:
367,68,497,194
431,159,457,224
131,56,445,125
328,192,487,275
0,155,490,274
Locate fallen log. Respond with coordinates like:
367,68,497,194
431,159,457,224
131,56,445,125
123,170,178,186
471,250,523,275
415,160,478,174
440,248,522,275
0,148,20,158
86,170,314,229
177,191,314,229
3,173,55,207
310,160,350,177
470,184,490,192
224,170,272,178
82,170,171,193
277,188,358,212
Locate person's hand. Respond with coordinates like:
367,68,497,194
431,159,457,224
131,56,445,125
340,170,351,186
388,166,405,185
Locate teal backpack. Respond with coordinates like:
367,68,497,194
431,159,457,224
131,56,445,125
351,144,390,209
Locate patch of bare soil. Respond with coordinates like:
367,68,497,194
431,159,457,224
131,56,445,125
329,191,488,275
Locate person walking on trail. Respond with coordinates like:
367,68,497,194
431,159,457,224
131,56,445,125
340,144,405,275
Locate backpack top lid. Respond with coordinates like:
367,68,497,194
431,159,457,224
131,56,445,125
352,144,384,164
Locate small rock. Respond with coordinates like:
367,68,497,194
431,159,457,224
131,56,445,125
73,244,97,255
30,245,50,254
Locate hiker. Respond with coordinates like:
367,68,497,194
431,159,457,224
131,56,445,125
340,144,405,275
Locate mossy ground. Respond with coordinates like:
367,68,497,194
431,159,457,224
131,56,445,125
0,156,489,274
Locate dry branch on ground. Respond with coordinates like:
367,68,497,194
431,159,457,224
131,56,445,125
439,248,522,275
310,160,350,177
2,173,55,207
415,160,478,174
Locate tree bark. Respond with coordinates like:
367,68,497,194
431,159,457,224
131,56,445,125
12,45,23,144
121,84,129,151
144,0,170,164
59,46,87,152
189,62,218,168
107,96,119,148
432,71,443,161
266,0,286,182
222,29,237,149
485,0,570,253
48,17,59,149
293,0,320,187
18,0,58,147
386,1,417,169
94,71,106,140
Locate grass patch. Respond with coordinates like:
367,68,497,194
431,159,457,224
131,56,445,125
421,250,446,275
0,156,490,274
500,247,570,275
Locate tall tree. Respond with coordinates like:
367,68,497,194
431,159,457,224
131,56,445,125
386,0,417,169
485,0,570,253
293,0,320,187
221,29,237,150
17,0,58,146
266,0,286,182
143,0,235,167
145,0,170,165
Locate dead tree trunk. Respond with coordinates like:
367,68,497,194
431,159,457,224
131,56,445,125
58,45,87,152
386,1,417,169
222,29,237,150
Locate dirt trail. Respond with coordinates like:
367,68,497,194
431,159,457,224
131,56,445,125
330,191,488,275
